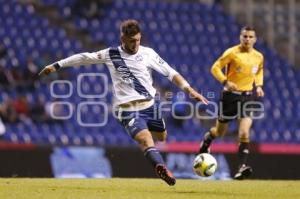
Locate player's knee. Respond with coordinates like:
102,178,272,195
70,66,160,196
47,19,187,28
209,127,218,137
157,132,167,141
134,130,154,148
151,131,167,142
156,136,165,142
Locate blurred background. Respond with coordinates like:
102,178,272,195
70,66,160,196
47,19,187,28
0,0,299,179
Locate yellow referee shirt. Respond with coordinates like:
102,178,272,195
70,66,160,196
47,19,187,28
211,44,264,91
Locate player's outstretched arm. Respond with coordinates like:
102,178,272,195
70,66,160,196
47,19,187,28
184,86,209,105
172,74,208,105
39,51,103,77
38,64,57,76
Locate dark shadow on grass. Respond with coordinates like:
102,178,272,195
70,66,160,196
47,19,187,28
137,188,242,197
175,190,241,196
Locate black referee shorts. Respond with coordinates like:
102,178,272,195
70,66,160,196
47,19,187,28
218,91,255,123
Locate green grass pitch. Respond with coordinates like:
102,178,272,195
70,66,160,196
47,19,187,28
0,178,299,199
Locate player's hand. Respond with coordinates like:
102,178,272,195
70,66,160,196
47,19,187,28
256,86,264,97
187,87,209,105
39,65,56,76
225,81,238,91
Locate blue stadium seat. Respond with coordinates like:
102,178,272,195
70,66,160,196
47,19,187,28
0,0,299,145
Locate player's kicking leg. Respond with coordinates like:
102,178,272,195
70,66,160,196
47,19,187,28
118,105,175,185
135,129,176,186
149,130,176,185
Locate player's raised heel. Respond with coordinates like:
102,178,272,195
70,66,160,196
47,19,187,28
155,164,176,186
234,165,253,180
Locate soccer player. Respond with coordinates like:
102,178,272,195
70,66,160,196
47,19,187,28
198,26,264,180
39,19,208,186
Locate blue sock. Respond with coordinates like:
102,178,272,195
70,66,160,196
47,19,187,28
144,147,164,168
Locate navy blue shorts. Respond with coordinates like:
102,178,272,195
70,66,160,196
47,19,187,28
116,104,166,138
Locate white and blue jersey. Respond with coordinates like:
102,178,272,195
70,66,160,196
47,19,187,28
57,45,178,135
57,45,179,106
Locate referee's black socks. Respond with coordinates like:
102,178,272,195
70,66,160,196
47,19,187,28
199,131,215,153
238,142,250,168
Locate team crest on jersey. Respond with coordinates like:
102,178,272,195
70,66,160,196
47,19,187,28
135,54,143,61
116,65,134,84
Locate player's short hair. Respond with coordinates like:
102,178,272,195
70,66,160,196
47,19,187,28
120,19,141,37
240,26,256,34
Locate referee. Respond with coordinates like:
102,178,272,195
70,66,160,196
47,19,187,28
198,26,264,180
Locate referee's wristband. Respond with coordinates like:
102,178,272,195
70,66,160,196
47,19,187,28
53,62,61,70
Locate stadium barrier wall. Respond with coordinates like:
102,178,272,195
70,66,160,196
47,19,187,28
0,143,299,179
0,143,53,177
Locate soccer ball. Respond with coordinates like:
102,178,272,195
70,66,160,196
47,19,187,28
193,153,217,177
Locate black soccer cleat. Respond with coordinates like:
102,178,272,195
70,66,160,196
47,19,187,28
155,164,176,186
199,141,211,154
234,165,253,180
